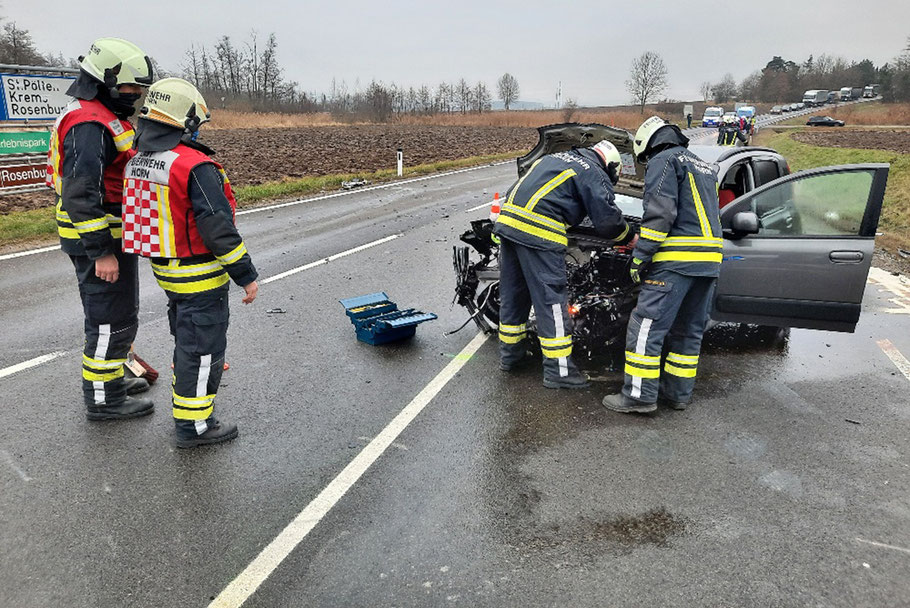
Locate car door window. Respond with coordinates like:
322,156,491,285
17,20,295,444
751,159,780,187
747,170,875,236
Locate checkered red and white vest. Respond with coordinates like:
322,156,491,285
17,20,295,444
122,143,236,258
46,98,135,203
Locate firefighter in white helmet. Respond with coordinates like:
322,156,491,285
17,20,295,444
493,139,633,389
603,117,721,414
123,78,258,448
717,114,747,146
46,38,155,420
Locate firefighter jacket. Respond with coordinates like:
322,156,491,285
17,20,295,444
631,146,722,277
493,148,629,252
122,141,258,295
717,125,747,146
46,98,136,258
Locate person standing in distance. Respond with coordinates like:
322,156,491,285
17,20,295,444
493,140,634,389
46,38,155,420
603,117,721,414
122,78,258,448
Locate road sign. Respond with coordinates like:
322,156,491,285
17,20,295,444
0,73,74,121
0,160,46,190
0,131,50,155
683,104,694,117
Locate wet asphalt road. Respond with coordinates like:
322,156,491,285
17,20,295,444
1,161,909,608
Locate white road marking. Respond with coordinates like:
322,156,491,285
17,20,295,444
867,267,910,314
0,351,66,380
208,331,490,608
0,244,61,261
0,449,32,482
855,537,910,556
466,199,495,212
236,162,509,217
877,339,910,381
260,234,401,285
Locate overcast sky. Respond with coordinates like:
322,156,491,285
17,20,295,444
5,0,909,106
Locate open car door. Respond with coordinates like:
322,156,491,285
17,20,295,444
713,163,890,332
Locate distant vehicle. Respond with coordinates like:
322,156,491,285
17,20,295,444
827,91,838,104
723,111,738,124
863,84,881,98
781,104,792,112
736,106,756,118
770,105,784,114
702,106,724,127
795,102,806,110
839,87,852,101
851,87,863,100
807,116,845,127
803,90,829,106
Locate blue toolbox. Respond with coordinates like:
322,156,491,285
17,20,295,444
339,292,437,345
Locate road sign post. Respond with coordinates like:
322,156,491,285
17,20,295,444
397,148,403,177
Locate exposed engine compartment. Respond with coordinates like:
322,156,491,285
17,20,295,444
453,218,642,368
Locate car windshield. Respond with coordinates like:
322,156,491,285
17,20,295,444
615,193,644,218
705,109,721,117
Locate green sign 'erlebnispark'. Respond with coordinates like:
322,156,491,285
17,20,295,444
0,131,51,155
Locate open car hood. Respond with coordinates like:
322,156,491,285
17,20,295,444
516,123,645,197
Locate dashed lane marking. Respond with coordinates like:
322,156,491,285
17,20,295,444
208,331,490,608
0,449,32,482
260,234,401,285
855,537,910,556
0,351,66,380
877,339,910,382
0,245,61,262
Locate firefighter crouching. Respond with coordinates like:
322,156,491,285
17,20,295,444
45,38,155,420
603,117,721,414
493,140,634,389
123,78,259,448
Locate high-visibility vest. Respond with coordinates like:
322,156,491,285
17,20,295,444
122,143,237,258
46,98,135,203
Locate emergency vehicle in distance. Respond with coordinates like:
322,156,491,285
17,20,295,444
701,106,724,127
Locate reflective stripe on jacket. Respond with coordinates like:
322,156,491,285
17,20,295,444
631,146,722,277
492,148,628,252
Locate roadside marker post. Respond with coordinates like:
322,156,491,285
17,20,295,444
397,148,403,177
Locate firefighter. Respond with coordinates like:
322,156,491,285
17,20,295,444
123,78,258,448
717,114,747,146
602,117,721,414
493,140,633,389
46,38,154,420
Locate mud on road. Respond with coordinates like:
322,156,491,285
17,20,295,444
0,124,536,214
792,128,910,154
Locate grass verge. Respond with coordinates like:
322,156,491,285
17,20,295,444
755,129,910,250
234,151,522,205
0,151,524,251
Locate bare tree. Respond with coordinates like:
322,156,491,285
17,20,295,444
497,73,520,110
626,51,668,113
711,73,738,103
699,81,712,103
456,78,472,114
473,81,492,113
562,98,578,122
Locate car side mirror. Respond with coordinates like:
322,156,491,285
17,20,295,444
732,211,760,235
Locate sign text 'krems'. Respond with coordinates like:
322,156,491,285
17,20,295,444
0,74,75,121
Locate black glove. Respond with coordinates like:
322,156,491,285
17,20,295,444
606,161,619,185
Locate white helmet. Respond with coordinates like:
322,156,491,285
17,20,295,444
79,38,153,89
140,77,211,132
591,140,623,183
633,116,669,162
723,114,737,125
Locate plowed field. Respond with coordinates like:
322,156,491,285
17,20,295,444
792,129,910,154
1,125,535,214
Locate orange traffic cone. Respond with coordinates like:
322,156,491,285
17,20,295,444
489,192,501,221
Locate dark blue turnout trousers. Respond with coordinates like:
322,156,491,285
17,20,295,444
622,269,716,404
497,238,581,382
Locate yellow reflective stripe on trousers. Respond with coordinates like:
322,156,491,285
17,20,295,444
666,352,699,365
499,332,525,344
688,172,713,238
155,272,230,294
541,345,572,359
83,367,125,383
499,323,527,333
665,362,697,378
501,203,567,233
625,351,659,366
506,159,542,206
172,391,216,421
82,354,127,370
625,363,660,379
652,251,722,263
640,227,668,242
495,214,568,247
525,169,577,212
216,242,248,266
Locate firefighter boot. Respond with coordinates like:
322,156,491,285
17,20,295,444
500,350,533,372
543,370,590,390
659,397,688,411
602,393,657,414
86,396,155,421
124,376,150,395
176,419,239,449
